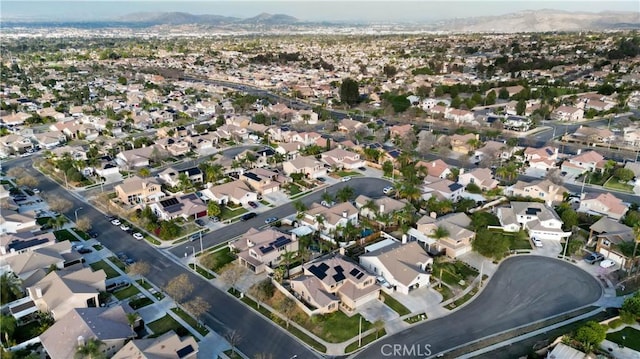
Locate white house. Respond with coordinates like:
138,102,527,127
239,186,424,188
497,202,570,240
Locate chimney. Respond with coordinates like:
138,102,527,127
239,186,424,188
339,247,346,256
77,336,85,347
379,204,385,213
342,211,348,218
430,212,437,219
432,162,436,167
35,287,43,298
576,149,582,155
402,234,407,244
291,233,297,242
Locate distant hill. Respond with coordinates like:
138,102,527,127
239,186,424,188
242,12,299,24
115,11,297,26
429,9,640,32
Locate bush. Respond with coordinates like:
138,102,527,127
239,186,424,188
465,183,482,194
609,318,623,329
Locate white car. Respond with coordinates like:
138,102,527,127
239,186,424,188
120,224,131,231
111,219,121,226
133,232,144,240
32,188,40,194
532,238,543,248
383,186,394,194
599,259,616,268
341,176,352,182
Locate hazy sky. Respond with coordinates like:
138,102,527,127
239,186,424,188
2,1,639,22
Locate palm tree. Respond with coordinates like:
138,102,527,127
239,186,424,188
48,215,68,230
293,200,307,219
280,251,297,279
376,212,394,230
363,199,378,217
632,225,640,274
336,186,355,203
178,173,191,191
75,337,105,359
321,191,334,204
397,151,414,168
315,215,326,233
466,138,482,151
433,225,450,239
126,312,140,331
399,183,422,205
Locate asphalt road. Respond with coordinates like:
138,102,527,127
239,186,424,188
353,256,602,359
6,158,322,359
168,177,392,257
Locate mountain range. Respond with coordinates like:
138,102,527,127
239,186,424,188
116,11,299,26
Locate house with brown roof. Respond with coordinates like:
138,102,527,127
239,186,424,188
0,209,37,234
450,133,479,154
524,146,559,171
445,108,475,124
416,159,452,179
320,148,365,170
578,192,629,220
507,179,567,206
561,150,606,175
290,255,379,315
355,195,408,222
40,306,136,359
231,228,299,273
458,168,498,190
1,241,74,284
149,193,208,221
359,241,432,294
241,168,290,195
199,180,258,205
338,118,365,133
300,202,359,238
422,179,464,202
416,212,475,258
591,217,637,268
27,267,106,320
282,155,327,179
0,133,33,155
275,141,304,160
113,330,198,359
33,131,66,149
114,176,165,205
0,112,31,126
116,145,163,169
389,124,413,139
552,106,584,122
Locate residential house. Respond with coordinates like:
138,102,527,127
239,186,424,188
416,212,475,258
275,141,304,160
33,131,66,149
507,179,567,206
116,145,162,169
158,167,203,188
591,217,636,268
112,331,198,359
114,176,165,205
27,267,106,320
291,132,323,146
570,126,615,145
552,106,584,121
474,141,514,163
355,195,408,222
624,162,640,186
40,306,136,359
338,118,365,133
497,202,570,240
1,112,31,126
282,155,327,179
422,179,464,202
231,228,299,273
359,241,432,294
301,202,359,238
0,231,56,257
578,192,629,220
561,150,606,175
389,124,413,140
0,241,74,285
291,109,319,124
416,159,452,179
445,108,475,124
0,209,37,234
199,180,258,205
0,134,33,155
290,255,379,314
320,148,365,170
524,146,559,171
458,168,498,190
241,168,289,195
450,133,479,154
149,193,208,221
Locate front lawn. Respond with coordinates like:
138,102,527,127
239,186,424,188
147,314,189,338
200,247,235,273
136,279,153,290
604,178,634,193
286,183,302,196
345,328,386,353
380,292,411,316
432,260,478,287
53,229,80,242
171,308,209,336
107,256,127,271
299,310,371,343
89,260,120,279
113,285,141,300
129,296,153,309
92,244,103,251
445,288,478,310
336,171,361,177
36,217,52,225
189,263,215,279
607,327,640,352
72,228,90,240
219,206,247,220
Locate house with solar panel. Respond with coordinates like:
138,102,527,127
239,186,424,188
496,202,571,241
289,255,379,315
230,228,299,273
148,194,208,221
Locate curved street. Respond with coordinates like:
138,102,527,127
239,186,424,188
353,256,602,359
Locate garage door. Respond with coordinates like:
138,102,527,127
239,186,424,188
599,249,625,264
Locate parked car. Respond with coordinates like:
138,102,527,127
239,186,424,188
87,230,99,238
32,188,40,194
599,259,616,268
248,201,258,208
531,237,543,248
210,216,220,222
241,212,257,221
341,176,352,182
78,248,92,254
321,200,335,207
583,252,605,264
189,233,200,241
120,224,131,231
383,186,394,195
195,219,206,226
358,167,366,171
265,217,278,225
133,232,144,240
111,219,121,226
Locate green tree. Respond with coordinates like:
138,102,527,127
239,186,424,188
0,314,16,346
75,337,106,359
485,90,497,105
560,208,578,230
249,279,275,309
0,273,23,305
382,160,394,177
498,87,510,100
472,229,510,260
340,78,360,106
516,99,526,115
574,321,606,352
614,168,635,182
207,201,221,217
621,291,640,319
336,186,355,202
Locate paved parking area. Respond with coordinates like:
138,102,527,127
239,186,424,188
531,238,563,257
357,299,399,323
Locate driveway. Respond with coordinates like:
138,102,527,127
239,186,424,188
357,299,399,323
354,256,602,359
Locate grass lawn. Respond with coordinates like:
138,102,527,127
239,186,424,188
53,229,80,242
287,183,302,196
404,313,427,324
153,292,165,300
445,288,478,310
219,206,247,220
433,260,478,287
113,285,141,300
147,314,188,337
259,199,271,206
107,256,127,271
502,231,532,250
136,279,153,290
72,228,90,240
200,247,235,273
380,292,411,316
89,260,120,279
298,311,371,343
586,172,610,186
129,296,153,309
189,263,215,279
435,284,454,302
92,244,103,251
145,236,161,245
345,329,386,353
607,327,640,352
223,350,243,359
604,178,634,193
36,217,52,225
171,308,209,336
336,171,361,177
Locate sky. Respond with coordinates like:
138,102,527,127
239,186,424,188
1,1,639,22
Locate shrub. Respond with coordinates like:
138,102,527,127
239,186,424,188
608,318,623,329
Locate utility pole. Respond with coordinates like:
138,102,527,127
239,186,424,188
358,315,362,347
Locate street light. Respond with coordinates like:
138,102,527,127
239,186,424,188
185,246,195,258
74,207,83,223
